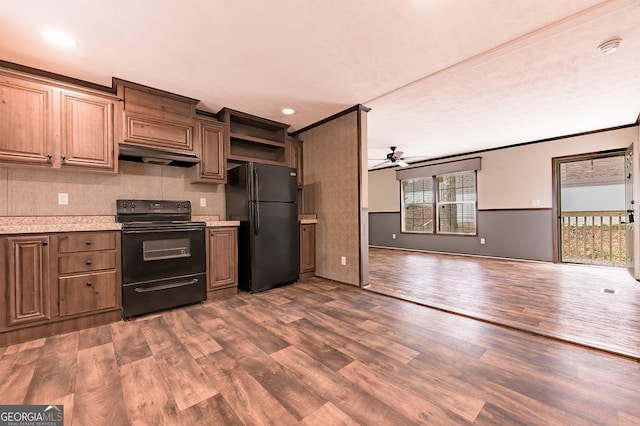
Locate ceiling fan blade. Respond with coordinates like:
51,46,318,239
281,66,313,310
397,160,409,168
370,160,391,169
392,150,404,159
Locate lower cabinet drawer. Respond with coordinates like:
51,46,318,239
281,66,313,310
58,232,117,253
59,271,118,316
58,251,116,274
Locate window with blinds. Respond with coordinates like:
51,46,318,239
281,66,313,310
401,177,434,232
436,171,477,234
400,170,477,235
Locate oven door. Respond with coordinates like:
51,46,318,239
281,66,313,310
121,226,206,284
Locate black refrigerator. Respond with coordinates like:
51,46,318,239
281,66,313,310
226,162,299,292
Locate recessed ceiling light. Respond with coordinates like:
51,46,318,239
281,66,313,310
282,108,295,115
598,38,621,54
43,30,78,48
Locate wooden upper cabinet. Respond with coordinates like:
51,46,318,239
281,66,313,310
219,108,289,166
286,137,303,188
0,68,119,173
116,79,198,153
60,90,117,171
0,71,55,166
192,118,228,183
3,235,54,327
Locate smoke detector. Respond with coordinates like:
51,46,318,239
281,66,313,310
598,38,622,54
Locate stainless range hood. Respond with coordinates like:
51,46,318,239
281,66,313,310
118,143,200,167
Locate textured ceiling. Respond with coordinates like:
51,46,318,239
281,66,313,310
0,0,638,169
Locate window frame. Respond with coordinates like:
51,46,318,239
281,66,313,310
400,170,478,236
434,171,478,235
400,177,435,234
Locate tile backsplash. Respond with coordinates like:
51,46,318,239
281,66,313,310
0,161,225,217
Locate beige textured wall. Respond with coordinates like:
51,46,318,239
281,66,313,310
0,161,225,216
480,126,636,209
369,126,637,212
302,111,361,286
368,167,399,212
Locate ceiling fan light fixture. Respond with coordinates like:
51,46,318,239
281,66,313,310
598,38,621,54
281,108,295,115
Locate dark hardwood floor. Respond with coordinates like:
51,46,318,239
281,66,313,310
368,247,640,359
1,279,639,425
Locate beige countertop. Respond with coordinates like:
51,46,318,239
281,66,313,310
299,213,318,224
0,215,240,234
0,216,121,234
192,216,240,227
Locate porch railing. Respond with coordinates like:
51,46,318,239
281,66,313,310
560,210,626,266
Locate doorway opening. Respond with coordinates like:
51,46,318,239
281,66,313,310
556,151,626,266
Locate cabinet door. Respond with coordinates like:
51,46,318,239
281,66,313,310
5,235,53,326
123,112,193,152
194,119,228,183
286,138,303,188
0,73,55,166
60,90,116,171
300,224,316,274
208,228,237,290
59,271,118,316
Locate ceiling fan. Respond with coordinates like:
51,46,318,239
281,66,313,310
369,146,409,169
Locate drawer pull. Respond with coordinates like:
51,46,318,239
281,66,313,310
42,240,48,246
86,260,92,265
86,281,93,287
85,240,92,245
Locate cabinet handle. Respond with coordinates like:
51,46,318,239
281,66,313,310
86,260,92,265
86,282,93,287
61,155,66,163
42,240,48,246
85,240,92,245
46,154,52,163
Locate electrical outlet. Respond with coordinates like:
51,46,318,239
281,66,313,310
341,256,346,266
200,198,206,207
58,193,69,205
392,233,396,239
480,238,486,245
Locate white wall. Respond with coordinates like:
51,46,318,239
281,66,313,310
369,126,638,212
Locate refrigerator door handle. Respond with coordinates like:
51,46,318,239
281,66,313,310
253,167,260,235
254,168,260,204
255,201,260,235
249,201,259,235
250,166,256,202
